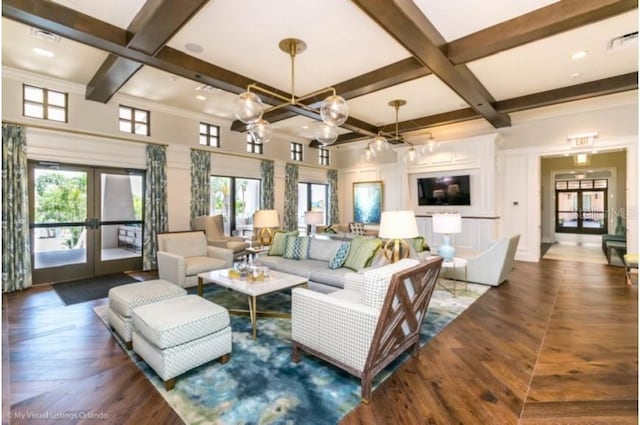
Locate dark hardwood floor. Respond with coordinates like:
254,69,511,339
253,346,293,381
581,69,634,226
3,261,637,425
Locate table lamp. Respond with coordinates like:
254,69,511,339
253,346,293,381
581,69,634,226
304,210,324,237
432,213,462,262
378,210,420,263
253,209,279,246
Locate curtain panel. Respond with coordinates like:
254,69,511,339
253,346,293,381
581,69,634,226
2,124,32,292
143,144,168,270
327,169,339,225
190,149,211,219
260,159,274,209
283,163,298,231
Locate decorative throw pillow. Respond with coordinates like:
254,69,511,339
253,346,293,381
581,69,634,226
283,236,311,260
323,224,337,234
268,230,299,256
343,236,382,271
349,222,365,236
329,242,351,269
407,236,427,253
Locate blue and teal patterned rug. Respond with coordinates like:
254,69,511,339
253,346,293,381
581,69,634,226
95,282,489,425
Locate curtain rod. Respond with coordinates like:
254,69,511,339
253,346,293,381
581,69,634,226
2,120,169,147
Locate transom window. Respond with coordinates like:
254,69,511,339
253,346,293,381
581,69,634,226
319,148,329,166
555,179,608,234
23,84,67,122
291,142,303,161
199,123,220,147
119,105,149,136
246,134,263,154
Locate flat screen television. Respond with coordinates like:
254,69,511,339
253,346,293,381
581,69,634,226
417,175,471,206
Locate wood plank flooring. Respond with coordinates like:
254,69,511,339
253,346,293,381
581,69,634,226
2,261,637,425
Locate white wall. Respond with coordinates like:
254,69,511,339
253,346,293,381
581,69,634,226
4,68,336,232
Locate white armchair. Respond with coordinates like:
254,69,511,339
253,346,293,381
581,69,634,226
441,234,520,286
291,257,443,402
157,231,233,289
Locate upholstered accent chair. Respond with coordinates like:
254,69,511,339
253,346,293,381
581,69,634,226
441,234,520,286
291,257,443,402
157,231,233,289
191,215,249,259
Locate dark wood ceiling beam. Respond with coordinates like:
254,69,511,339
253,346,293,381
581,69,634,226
86,0,209,103
352,0,511,129
496,72,638,113
447,0,638,64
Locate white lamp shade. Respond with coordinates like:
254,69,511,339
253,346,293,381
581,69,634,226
304,210,324,225
378,210,419,239
253,209,279,228
432,213,462,234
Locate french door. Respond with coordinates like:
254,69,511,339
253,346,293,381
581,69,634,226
29,162,145,284
555,179,607,235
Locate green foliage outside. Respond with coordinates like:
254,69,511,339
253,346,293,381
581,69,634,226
35,170,87,248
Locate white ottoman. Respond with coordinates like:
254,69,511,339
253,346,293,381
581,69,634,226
108,279,187,349
132,295,232,390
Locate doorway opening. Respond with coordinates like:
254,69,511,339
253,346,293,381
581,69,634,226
29,161,145,284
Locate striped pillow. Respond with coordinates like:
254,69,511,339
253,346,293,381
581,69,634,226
329,242,351,269
268,230,299,256
343,237,382,271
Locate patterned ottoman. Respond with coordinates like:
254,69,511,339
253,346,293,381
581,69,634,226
108,279,187,350
132,295,232,390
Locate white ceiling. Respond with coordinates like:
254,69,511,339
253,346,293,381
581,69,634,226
2,0,638,143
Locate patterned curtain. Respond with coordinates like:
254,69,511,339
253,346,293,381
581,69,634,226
327,169,339,225
283,163,298,231
2,124,32,292
190,149,210,219
143,144,168,270
261,159,274,209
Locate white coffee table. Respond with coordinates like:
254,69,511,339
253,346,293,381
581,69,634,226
197,269,307,339
439,257,468,296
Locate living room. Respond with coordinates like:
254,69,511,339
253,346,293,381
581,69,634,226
2,1,638,424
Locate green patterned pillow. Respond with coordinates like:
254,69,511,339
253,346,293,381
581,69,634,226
343,237,382,271
268,230,299,256
329,242,351,269
283,236,311,260
407,236,427,253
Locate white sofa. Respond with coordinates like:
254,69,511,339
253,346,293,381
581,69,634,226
157,231,233,288
441,234,520,286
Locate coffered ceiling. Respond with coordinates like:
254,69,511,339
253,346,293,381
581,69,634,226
2,0,638,147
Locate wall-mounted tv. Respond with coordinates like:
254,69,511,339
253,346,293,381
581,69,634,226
417,175,471,206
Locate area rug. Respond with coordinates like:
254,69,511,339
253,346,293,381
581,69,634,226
94,282,489,425
54,273,140,305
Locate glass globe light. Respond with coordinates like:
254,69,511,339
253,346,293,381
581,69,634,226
315,122,338,145
372,135,388,152
320,95,348,127
248,119,272,144
234,92,264,124
405,146,417,163
364,147,375,161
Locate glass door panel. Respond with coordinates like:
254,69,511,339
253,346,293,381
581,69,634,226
30,164,94,283
557,192,578,229
581,191,606,231
211,176,232,235
234,178,260,236
94,170,143,275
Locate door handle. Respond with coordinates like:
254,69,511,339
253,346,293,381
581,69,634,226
85,218,100,229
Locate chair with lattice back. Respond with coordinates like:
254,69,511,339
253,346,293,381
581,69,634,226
291,256,443,402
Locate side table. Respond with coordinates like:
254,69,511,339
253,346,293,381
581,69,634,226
246,246,270,262
439,257,468,296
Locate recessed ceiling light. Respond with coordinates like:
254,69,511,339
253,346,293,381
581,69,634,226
196,95,206,101
33,47,54,57
185,42,203,53
29,28,60,43
570,72,580,78
571,50,588,60
170,76,177,82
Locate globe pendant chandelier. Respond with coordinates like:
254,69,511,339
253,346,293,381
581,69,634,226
364,99,419,163
233,38,349,145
